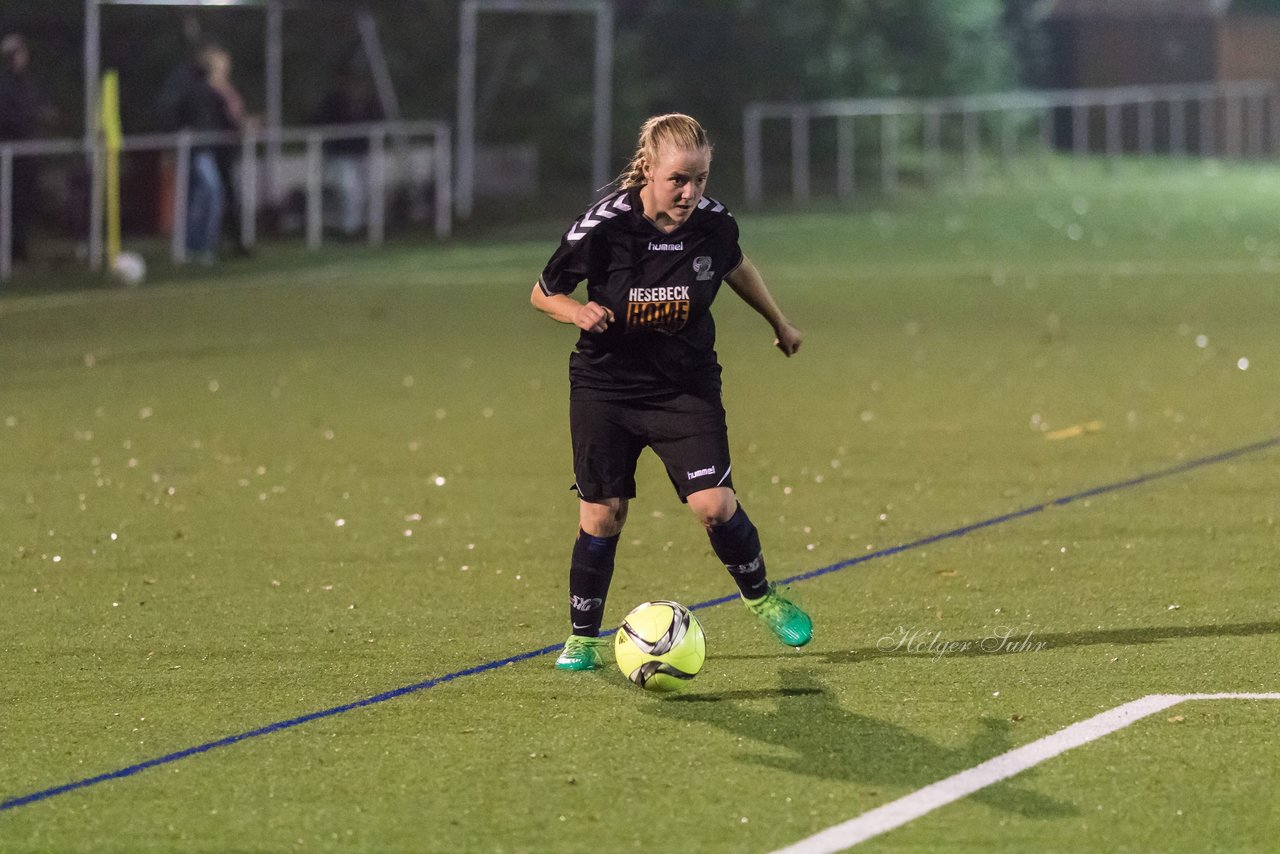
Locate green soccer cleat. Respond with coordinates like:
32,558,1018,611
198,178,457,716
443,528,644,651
743,583,813,647
554,635,609,671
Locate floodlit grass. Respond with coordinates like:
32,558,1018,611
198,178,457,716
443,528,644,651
1,158,1277,851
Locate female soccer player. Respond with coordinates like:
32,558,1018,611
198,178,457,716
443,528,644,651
531,113,813,670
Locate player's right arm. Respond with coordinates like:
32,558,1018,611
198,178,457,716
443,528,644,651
535,202,617,333
530,283,614,333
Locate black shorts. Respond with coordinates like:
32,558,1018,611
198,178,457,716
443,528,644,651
569,392,734,503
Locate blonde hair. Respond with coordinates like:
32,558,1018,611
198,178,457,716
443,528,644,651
199,45,231,82
617,113,711,189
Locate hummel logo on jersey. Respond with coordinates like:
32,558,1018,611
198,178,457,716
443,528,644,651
648,241,683,252
687,466,716,480
566,192,632,243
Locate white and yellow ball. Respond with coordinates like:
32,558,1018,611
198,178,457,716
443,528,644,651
614,600,705,692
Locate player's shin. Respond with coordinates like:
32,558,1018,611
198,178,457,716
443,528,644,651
568,529,619,636
706,504,769,598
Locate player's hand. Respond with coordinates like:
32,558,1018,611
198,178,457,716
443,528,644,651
575,301,615,333
773,319,803,357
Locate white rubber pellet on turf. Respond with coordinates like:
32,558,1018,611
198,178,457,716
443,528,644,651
773,693,1280,853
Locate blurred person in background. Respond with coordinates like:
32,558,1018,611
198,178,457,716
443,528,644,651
530,113,813,671
201,44,252,257
313,65,383,237
159,37,226,264
1,33,53,262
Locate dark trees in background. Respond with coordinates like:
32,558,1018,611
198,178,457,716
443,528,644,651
0,0,1022,192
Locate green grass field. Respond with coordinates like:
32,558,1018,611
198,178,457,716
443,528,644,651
2,159,1278,852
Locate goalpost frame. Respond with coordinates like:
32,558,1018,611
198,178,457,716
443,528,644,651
456,0,613,218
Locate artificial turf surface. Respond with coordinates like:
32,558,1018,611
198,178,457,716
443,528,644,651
1,158,1277,851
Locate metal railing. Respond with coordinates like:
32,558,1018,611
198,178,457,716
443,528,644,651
1,119,452,283
744,80,1279,207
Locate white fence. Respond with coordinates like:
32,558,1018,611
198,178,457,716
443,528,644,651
0,119,452,283
744,80,1279,207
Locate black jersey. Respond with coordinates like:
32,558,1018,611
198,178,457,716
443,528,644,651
538,186,744,400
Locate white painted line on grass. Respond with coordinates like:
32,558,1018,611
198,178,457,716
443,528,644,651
0,269,348,318
773,693,1280,854
861,259,1280,280
1,260,1271,319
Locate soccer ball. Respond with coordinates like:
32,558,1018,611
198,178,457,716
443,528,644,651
110,251,146,287
614,600,705,692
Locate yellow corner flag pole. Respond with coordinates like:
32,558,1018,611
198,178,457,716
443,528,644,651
100,70,123,267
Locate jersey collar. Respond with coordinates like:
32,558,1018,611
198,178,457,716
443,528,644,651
629,185,703,238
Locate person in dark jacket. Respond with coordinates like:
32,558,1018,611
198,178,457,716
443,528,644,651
202,45,251,256
314,68,383,236
159,43,227,262
1,34,52,261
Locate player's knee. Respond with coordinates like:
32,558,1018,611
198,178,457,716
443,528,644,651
580,498,628,536
689,488,737,528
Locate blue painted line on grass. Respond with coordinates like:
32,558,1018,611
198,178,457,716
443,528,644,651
0,643,562,812
774,435,1280,589
3,435,1276,814
688,435,1280,610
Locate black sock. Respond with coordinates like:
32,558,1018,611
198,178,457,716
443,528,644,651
569,530,619,637
707,504,769,599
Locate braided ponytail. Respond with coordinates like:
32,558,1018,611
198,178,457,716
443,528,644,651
616,113,711,189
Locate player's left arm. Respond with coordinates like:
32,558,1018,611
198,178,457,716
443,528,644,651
723,254,803,357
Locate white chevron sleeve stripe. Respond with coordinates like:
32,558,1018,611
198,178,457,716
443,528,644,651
565,192,628,242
